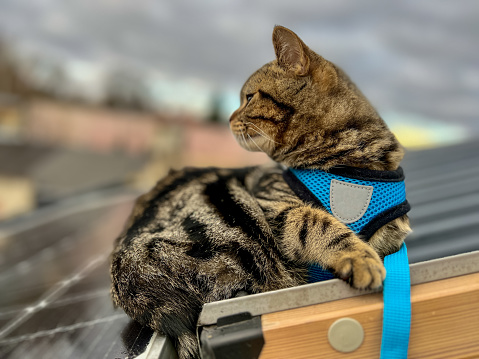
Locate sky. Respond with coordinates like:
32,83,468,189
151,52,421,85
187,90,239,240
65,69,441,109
0,0,478,139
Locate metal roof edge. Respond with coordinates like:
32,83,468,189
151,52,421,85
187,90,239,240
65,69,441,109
198,250,479,326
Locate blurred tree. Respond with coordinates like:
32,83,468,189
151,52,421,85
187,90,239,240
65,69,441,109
103,68,149,111
0,40,34,98
40,64,68,99
208,92,223,123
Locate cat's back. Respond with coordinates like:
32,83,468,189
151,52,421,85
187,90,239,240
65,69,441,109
114,164,281,249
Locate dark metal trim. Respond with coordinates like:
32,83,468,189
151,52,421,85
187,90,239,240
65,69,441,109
200,312,264,359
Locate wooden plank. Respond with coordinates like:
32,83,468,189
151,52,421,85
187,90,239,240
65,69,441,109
260,272,479,359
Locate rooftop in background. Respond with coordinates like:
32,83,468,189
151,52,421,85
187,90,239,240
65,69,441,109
0,143,146,206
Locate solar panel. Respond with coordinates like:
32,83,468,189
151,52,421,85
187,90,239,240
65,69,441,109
0,190,174,358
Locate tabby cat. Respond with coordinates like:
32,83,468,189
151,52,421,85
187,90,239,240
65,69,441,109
110,26,411,359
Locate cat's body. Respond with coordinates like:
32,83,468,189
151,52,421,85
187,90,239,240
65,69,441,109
110,26,411,358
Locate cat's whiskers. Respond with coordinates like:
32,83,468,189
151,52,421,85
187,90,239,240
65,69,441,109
240,131,248,147
247,133,263,152
245,122,282,145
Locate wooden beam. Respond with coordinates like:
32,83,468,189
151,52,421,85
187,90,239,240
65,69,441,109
260,272,479,359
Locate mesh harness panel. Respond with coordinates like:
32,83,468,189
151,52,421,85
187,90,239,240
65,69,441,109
282,165,410,283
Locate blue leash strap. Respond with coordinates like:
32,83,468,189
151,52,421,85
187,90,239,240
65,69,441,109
380,243,411,358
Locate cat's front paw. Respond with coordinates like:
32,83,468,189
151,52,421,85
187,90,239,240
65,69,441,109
334,249,386,290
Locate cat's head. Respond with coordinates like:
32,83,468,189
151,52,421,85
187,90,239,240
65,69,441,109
230,26,403,171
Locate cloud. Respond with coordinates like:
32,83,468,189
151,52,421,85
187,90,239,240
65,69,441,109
0,0,478,129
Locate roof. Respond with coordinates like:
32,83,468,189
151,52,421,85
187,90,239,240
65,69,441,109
402,140,479,262
0,144,146,203
0,144,53,177
0,139,478,358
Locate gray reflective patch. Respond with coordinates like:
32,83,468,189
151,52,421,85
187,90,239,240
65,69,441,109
330,179,373,223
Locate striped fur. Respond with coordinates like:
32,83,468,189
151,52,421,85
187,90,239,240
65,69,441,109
110,26,411,358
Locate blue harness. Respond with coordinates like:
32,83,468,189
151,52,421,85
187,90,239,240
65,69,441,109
283,166,411,358
283,166,410,247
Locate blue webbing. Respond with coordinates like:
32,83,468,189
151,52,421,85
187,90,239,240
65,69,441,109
380,243,411,358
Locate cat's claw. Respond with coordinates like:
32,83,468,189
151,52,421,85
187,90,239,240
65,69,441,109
334,250,386,290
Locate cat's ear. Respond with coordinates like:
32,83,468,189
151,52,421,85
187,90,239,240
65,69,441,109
272,26,310,76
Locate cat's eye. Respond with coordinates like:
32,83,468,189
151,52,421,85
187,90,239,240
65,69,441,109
246,94,254,103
